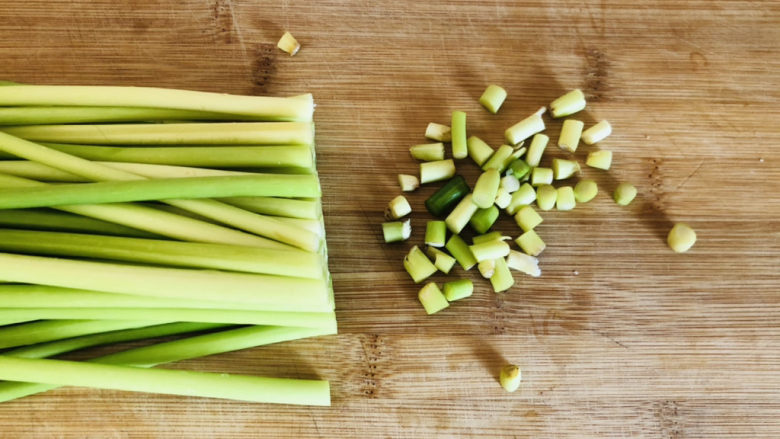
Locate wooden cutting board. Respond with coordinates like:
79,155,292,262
0,1,778,437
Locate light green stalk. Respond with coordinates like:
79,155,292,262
0,285,327,311
0,252,331,311
5,322,229,359
163,199,321,251
61,202,284,248
0,308,337,328
0,106,262,125
0,135,321,250
0,160,249,183
0,229,324,278
221,197,320,219
0,320,164,350
0,356,330,405
0,325,332,403
0,174,320,209
0,319,35,326
29,143,315,168
0,209,158,238
1,122,314,145
0,85,314,121
0,174,289,249
0,174,290,248
269,216,323,237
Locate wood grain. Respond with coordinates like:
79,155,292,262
0,0,778,437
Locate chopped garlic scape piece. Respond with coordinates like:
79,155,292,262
507,159,531,180
451,111,468,159
556,186,576,211
418,282,449,315
506,250,541,277
386,195,411,219
550,89,585,118
433,253,456,274
552,158,581,180
482,144,515,172
404,245,438,283
515,205,543,232
502,146,527,171
525,134,549,167
506,183,537,215
467,136,495,166
535,184,557,211
613,182,637,206
505,108,546,145
586,150,612,170
500,175,520,193
478,259,496,278
582,120,612,145
445,194,479,234
667,223,697,253
516,230,545,256
277,32,301,56
473,169,501,209
445,234,477,270
559,119,584,153
574,179,598,203
382,219,411,243
489,257,514,293
469,206,499,234
398,174,419,192
425,220,447,247
443,279,473,301
427,247,457,273
499,364,522,392
472,231,509,245
494,187,512,209
531,167,553,186
479,84,507,114
410,143,445,161
425,122,452,142
420,159,456,184
469,239,510,263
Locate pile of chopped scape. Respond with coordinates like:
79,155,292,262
382,86,695,315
